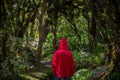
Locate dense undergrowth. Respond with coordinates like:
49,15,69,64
1,15,120,80
0,37,120,80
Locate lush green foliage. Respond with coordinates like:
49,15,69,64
0,37,37,79
1,0,120,80
73,69,92,80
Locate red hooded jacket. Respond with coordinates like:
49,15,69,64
52,38,74,78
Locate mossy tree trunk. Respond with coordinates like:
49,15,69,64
86,0,120,79
52,11,58,52
36,0,49,67
102,0,120,79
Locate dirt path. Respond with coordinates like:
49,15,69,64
20,61,53,80
41,61,52,68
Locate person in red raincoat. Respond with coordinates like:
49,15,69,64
52,38,75,80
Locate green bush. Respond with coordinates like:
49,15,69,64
0,37,36,79
73,69,92,80
73,50,102,69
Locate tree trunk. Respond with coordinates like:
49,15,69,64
88,12,96,52
36,0,48,66
101,0,120,79
87,0,120,79
52,24,57,52
85,0,97,53
1,34,8,60
52,12,58,52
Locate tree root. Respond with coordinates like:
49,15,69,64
90,46,120,80
90,62,115,80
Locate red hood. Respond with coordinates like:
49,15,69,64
58,38,68,50
52,37,75,78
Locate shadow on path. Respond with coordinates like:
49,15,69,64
20,61,53,80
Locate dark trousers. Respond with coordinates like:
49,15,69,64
54,75,72,80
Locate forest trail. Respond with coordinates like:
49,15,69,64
20,61,53,80
41,61,52,68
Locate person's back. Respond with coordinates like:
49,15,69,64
52,38,74,80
